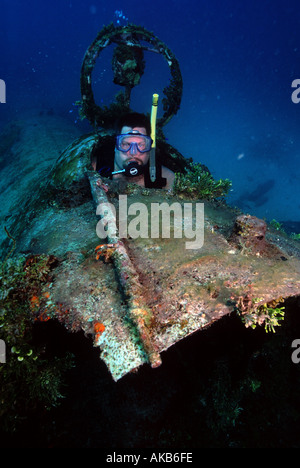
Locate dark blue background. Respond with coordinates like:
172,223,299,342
1,0,300,221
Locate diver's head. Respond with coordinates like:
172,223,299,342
114,113,152,174
115,112,151,136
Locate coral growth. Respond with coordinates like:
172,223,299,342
229,214,267,255
93,321,106,343
236,294,285,333
0,254,74,432
173,162,232,200
95,243,116,262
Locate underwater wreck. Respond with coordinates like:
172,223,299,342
1,24,300,382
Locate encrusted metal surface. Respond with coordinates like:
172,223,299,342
47,179,300,380
1,120,300,381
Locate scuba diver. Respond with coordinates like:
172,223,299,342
91,112,175,189
81,25,184,190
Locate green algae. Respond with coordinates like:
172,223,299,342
173,162,232,200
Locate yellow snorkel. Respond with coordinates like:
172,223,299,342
149,93,159,182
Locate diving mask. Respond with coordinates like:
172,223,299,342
116,132,152,155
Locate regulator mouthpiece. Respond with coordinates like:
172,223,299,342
112,161,144,177
125,161,144,177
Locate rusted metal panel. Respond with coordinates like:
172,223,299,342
46,174,300,380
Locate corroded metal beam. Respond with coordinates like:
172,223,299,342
87,171,162,369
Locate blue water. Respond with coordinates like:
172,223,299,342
1,0,300,223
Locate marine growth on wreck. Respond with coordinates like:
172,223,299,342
1,23,300,391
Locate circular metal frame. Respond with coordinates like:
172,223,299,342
80,23,183,129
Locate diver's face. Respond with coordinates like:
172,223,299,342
114,126,150,172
